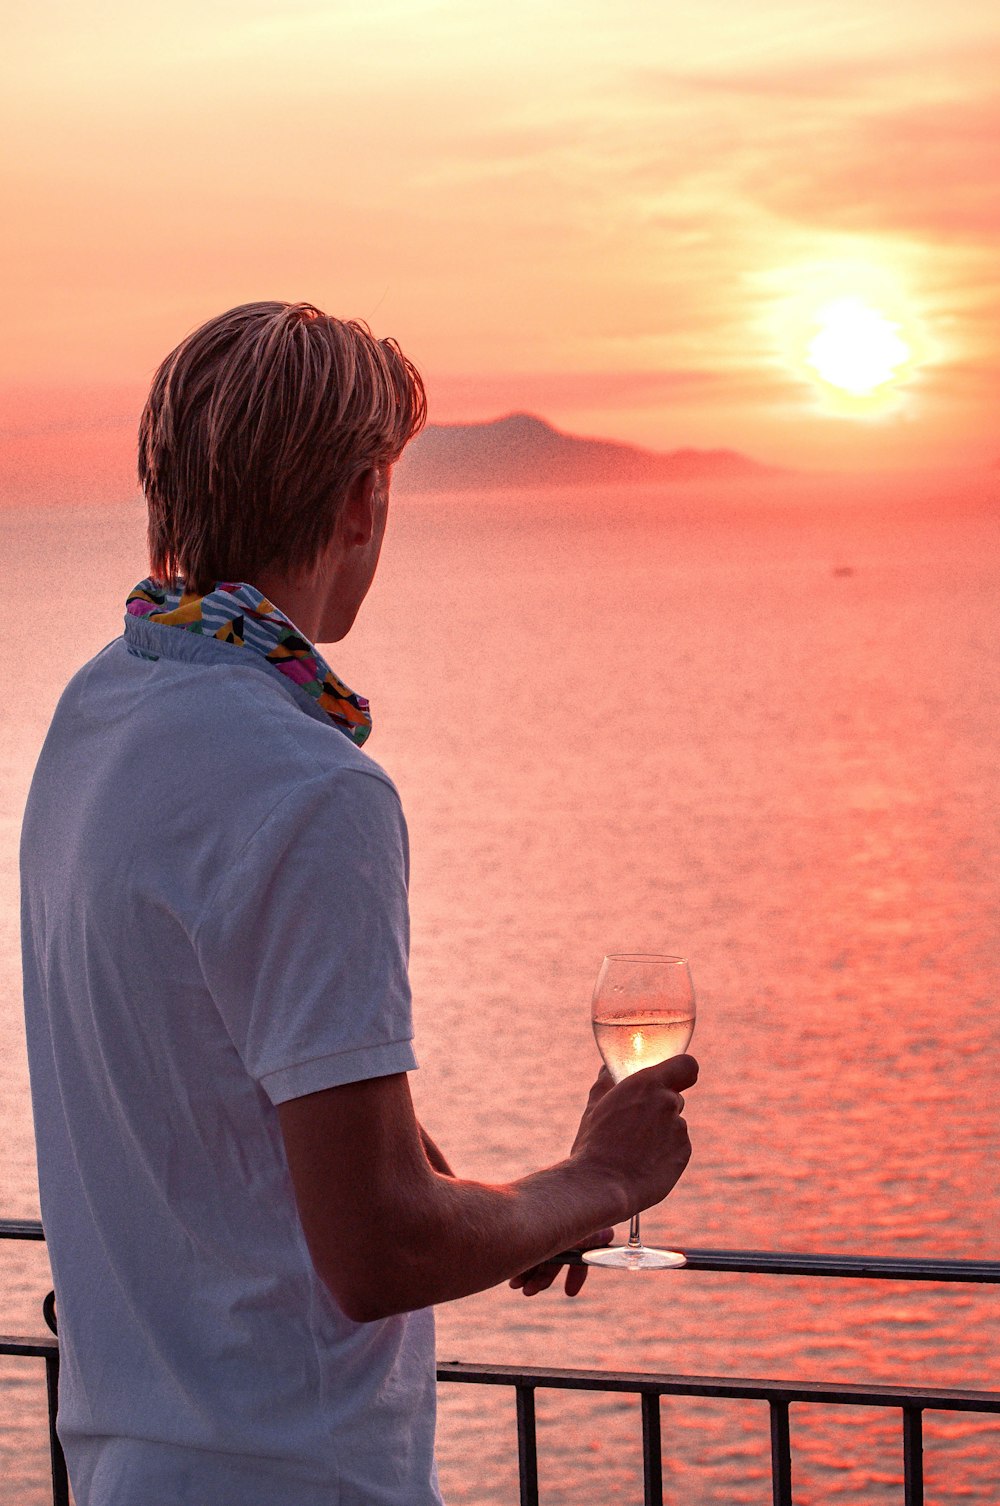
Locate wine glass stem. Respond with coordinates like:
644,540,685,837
627,1213,642,1251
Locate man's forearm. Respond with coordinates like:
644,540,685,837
280,1060,694,1324
348,1154,629,1321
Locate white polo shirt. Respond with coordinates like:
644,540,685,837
19,611,442,1506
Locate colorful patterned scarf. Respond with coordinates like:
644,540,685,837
126,578,372,746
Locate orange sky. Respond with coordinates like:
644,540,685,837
2,0,999,493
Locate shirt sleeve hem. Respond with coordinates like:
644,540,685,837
260,1038,419,1105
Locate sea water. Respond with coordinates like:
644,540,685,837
2,473,998,1503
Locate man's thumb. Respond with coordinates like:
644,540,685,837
658,1053,699,1092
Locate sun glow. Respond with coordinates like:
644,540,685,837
762,257,929,421
807,297,911,395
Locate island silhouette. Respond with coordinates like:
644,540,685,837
393,412,781,491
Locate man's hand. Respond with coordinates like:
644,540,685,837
508,1226,615,1297
570,1054,697,1218
507,1057,696,1299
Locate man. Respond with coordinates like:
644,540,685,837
20,301,697,1505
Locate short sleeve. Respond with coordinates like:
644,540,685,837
194,768,417,1104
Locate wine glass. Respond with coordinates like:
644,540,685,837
582,953,696,1271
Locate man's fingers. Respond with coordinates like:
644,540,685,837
563,1264,588,1297
511,1227,615,1298
648,1053,698,1093
510,1263,559,1296
560,1226,613,1296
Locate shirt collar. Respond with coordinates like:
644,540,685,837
125,578,372,746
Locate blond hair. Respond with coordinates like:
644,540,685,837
139,301,426,594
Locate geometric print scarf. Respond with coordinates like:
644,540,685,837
126,578,372,746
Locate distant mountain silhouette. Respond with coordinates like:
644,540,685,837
394,412,781,491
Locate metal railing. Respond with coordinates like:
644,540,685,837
0,1218,67,1506
3,1219,999,1506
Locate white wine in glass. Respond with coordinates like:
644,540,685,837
583,953,695,1271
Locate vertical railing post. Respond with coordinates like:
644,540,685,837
769,1399,793,1506
515,1382,539,1506
641,1391,664,1506
903,1406,924,1506
44,1350,69,1506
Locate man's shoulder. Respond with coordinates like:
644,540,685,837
38,634,403,850
92,632,395,779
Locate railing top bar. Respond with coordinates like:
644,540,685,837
437,1361,1000,1413
680,1248,1000,1282
5,1218,999,1282
1,1219,45,1240
0,1336,59,1358
554,1247,1000,1283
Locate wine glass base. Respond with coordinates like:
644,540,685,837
582,1245,687,1271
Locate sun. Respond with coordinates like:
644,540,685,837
807,297,911,396
760,258,928,418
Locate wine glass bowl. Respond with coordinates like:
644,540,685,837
583,953,695,1271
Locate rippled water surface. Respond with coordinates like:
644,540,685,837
2,475,999,1503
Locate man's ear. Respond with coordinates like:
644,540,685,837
339,466,378,547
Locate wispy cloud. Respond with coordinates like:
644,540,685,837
2,2,997,468
740,96,1000,243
